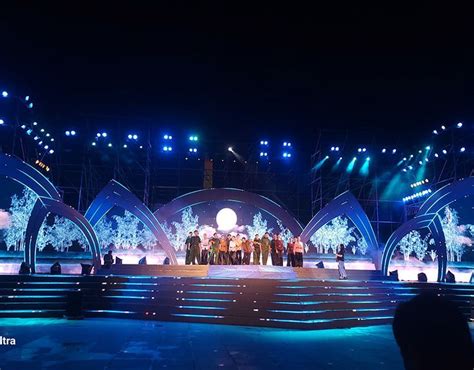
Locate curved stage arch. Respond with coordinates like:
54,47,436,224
154,188,303,236
300,191,378,251
24,197,101,273
381,177,474,282
84,180,178,265
0,153,61,200
381,213,446,282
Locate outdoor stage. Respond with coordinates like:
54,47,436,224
1,265,473,330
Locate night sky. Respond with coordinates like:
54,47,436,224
0,3,473,155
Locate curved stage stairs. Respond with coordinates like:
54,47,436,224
0,266,472,330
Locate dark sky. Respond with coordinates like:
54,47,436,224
0,3,473,154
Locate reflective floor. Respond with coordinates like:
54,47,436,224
1,318,471,370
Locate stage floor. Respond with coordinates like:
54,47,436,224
0,317,422,370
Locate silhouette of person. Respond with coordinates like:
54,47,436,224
392,292,473,370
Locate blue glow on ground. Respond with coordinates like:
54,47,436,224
180,298,233,302
178,305,226,310
186,291,235,295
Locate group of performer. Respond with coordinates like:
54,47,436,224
184,230,305,267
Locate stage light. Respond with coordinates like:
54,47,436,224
123,144,128,148
381,148,386,153
38,141,43,145
434,153,439,157
335,146,339,151
102,132,107,138
228,147,233,152
164,134,173,140
26,129,33,135
441,125,446,130
357,148,362,152
408,165,413,170
44,145,49,150
331,146,335,151
433,129,438,134
189,135,198,141
132,134,138,140
28,103,33,109
346,157,357,173
260,140,269,145
33,136,39,140
362,148,366,152
425,146,430,150
25,95,29,101
392,149,397,154
402,168,407,172
71,130,76,136
366,157,370,161
2,91,8,98
409,154,414,158
418,160,423,165
139,145,143,149
442,149,447,154
49,149,54,154
92,142,96,146
0,119,4,125
65,131,71,136
457,122,463,128
460,147,466,152
45,133,50,137
283,142,288,146
107,143,112,147
96,133,101,137
418,150,422,154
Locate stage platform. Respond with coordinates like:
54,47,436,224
0,267,473,330
96,264,384,280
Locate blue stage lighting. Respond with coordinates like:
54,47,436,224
408,165,413,170
189,135,198,141
442,149,447,155
357,148,362,152
425,146,430,150
28,103,33,109
107,143,112,147
65,131,71,136
38,141,43,145
381,148,386,153
418,150,422,154
418,161,423,165
71,130,76,136
49,149,54,154
50,138,54,142
26,129,32,135
139,145,143,149
433,129,438,134
0,119,5,125
33,121,38,126
102,132,108,138
133,134,138,140
21,124,26,129
460,147,466,152
392,149,397,154
25,95,30,101
457,122,463,128
2,91,8,98
92,142,96,146
45,133,50,137
434,153,439,157
441,125,446,130
335,146,339,151
128,134,132,139
331,146,335,151
33,136,39,140
123,144,128,148
44,145,49,150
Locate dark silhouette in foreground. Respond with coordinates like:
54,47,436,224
392,293,473,370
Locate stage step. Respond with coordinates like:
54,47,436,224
0,273,472,330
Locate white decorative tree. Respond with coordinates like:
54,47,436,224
45,216,88,252
246,212,272,239
429,249,437,261
112,211,145,249
310,216,356,254
3,187,38,251
413,232,428,261
94,217,115,251
356,236,369,255
397,230,421,261
441,206,465,262
141,228,157,250
277,219,293,246
163,207,200,251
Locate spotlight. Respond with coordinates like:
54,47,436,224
362,147,366,152
139,145,143,149
392,149,397,154
123,144,128,148
434,153,439,157
357,148,362,152
381,148,386,153
331,146,335,151
433,129,438,134
425,146,430,150
33,136,39,140
70,130,76,136
33,121,38,126
335,146,339,151
28,103,33,109
132,134,138,140
45,133,50,137
460,147,466,152
128,134,132,139
26,129,32,135
102,132,108,138
260,140,269,145
107,143,112,147
442,149,447,155
65,131,71,136
164,134,169,139
366,157,370,161
189,135,198,141
25,95,30,101
418,150,422,154
325,155,329,159
21,124,26,129
1,91,8,98
96,133,101,137
44,145,49,150
408,165,413,170
419,161,423,165
0,119,4,125
49,149,54,154
91,142,96,146
228,147,233,152
441,125,446,130
457,122,463,128
283,142,288,146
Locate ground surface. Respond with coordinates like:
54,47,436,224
1,318,472,370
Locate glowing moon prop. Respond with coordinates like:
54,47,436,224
216,208,238,231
